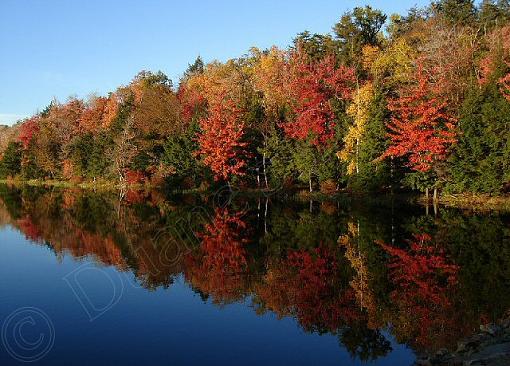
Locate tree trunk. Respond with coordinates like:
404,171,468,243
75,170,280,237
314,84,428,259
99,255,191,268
309,176,313,193
264,198,268,234
425,187,429,201
390,157,394,192
255,157,260,188
433,187,438,203
356,138,360,174
263,152,268,189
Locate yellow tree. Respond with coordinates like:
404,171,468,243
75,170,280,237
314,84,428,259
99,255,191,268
251,46,290,120
250,46,290,187
338,82,375,175
185,60,246,106
363,40,416,89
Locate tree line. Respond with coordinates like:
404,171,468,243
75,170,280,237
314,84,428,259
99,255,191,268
1,0,510,195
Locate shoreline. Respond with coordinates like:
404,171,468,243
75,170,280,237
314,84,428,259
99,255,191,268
415,311,510,366
1,179,510,211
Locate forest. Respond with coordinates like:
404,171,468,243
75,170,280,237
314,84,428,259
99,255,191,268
1,0,510,197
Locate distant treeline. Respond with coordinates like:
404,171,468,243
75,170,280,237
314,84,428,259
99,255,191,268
1,0,510,194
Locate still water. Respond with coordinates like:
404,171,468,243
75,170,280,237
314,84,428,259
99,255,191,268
0,185,508,365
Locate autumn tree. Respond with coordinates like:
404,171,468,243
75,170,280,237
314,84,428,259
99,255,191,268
338,83,391,191
382,67,457,198
184,59,254,184
339,82,375,175
250,46,290,188
196,96,247,182
282,51,355,145
110,115,138,185
78,96,108,133
130,70,181,137
420,19,478,111
17,117,43,179
362,40,416,91
17,117,40,150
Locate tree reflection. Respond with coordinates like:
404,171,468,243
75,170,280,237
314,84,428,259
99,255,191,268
0,186,509,361
377,232,463,351
184,208,251,304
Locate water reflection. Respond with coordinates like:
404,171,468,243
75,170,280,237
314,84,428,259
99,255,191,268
0,185,509,362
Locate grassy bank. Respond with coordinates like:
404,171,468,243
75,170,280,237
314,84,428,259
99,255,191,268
0,178,147,191
417,193,510,212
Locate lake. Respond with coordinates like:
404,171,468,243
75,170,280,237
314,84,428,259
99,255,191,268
0,185,508,365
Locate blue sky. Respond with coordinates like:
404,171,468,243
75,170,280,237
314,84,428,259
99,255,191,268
0,0,430,125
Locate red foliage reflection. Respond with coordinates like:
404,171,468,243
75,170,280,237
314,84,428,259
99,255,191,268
184,208,249,304
378,233,462,350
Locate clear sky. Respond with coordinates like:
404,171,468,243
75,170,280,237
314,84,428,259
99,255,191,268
0,0,430,125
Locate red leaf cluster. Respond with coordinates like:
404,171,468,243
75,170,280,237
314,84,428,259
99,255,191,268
124,169,145,185
377,233,461,350
257,246,363,332
196,96,247,181
78,97,108,133
383,68,457,172
184,209,249,303
178,85,207,122
282,53,355,145
17,117,40,150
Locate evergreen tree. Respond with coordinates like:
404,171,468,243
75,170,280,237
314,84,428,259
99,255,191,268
161,124,201,184
446,82,510,193
264,129,297,188
432,0,477,25
478,0,510,27
333,6,387,66
347,92,392,192
0,141,22,178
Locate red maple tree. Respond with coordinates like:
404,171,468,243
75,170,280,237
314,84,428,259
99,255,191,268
17,117,40,149
177,84,207,122
79,97,108,133
382,67,457,172
196,95,247,181
282,53,355,145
